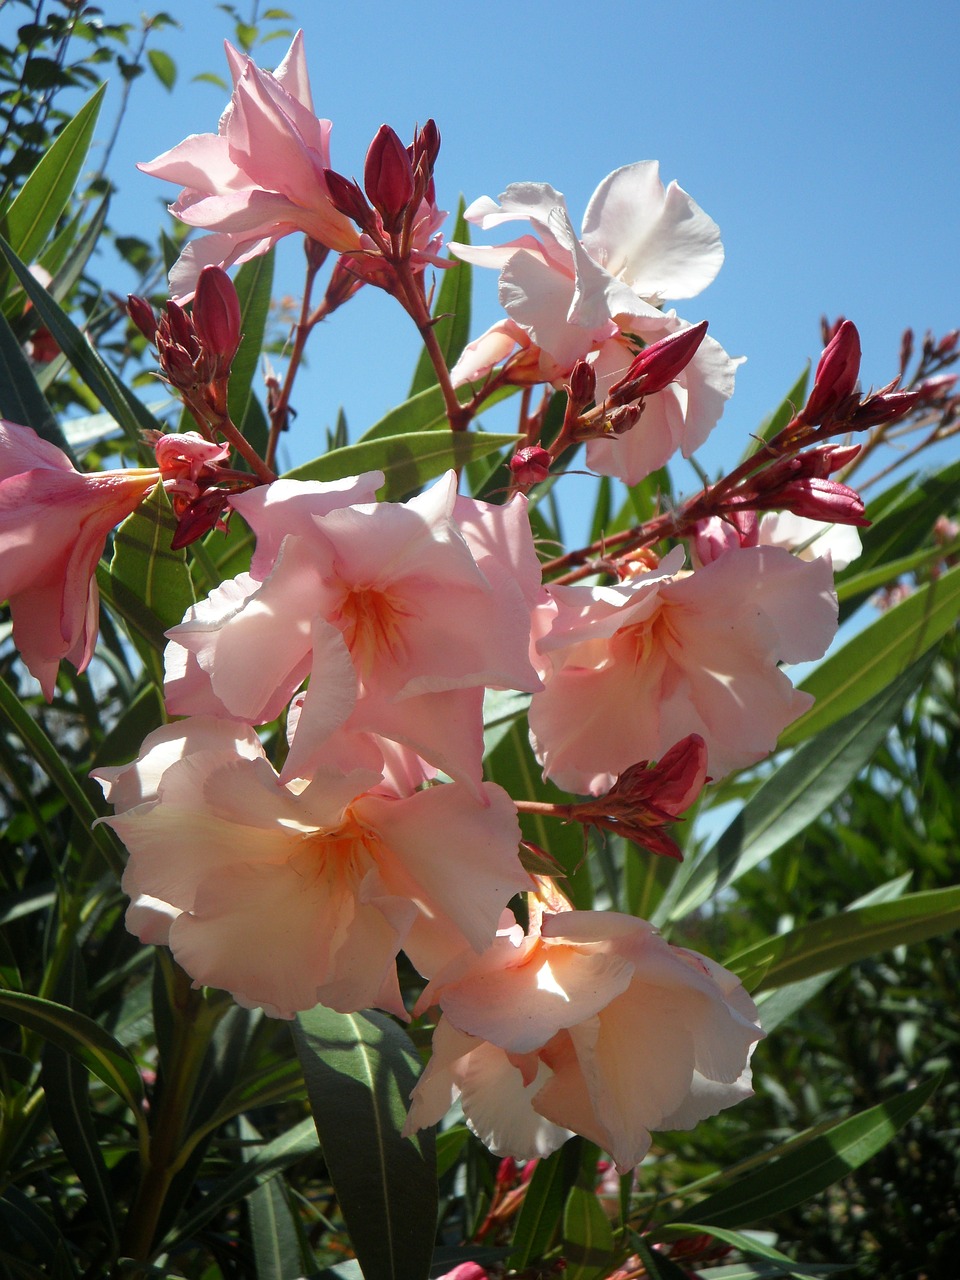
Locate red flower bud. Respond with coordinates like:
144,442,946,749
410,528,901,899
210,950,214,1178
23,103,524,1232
509,446,551,486
569,358,597,407
192,266,242,370
127,294,158,345
776,477,869,526
800,319,861,424
364,125,415,234
323,168,377,233
608,321,708,405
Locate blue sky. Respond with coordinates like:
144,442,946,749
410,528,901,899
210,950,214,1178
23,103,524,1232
9,0,960,493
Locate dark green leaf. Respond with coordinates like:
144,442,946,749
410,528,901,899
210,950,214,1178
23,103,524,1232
357,382,517,444
242,1117,313,1280
677,1075,940,1228
0,304,73,456
227,248,274,439
509,1141,581,1268
744,367,809,456
651,1224,840,1279
293,1006,437,1280
562,1186,616,1280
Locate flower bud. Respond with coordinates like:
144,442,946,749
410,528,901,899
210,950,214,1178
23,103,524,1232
323,168,377,233
127,294,158,345
607,321,708,405
364,125,415,233
569,358,597,408
776,477,869,526
192,266,242,369
800,319,861,424
509,446,551,486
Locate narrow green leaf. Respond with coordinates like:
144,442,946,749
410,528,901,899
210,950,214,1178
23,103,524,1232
780,562,960,747
0,990,145,1118
162,1117,320,1249
357,382,517,443
0,305,73,457
729,887,960,992
293,1006,437,1280
744,367,809,456
509,1141,581,1268
242,1116,311,1280
286,429,520,501
632,1236,695,1280
227,248,274,438
562,1186,616,1280
147,48,177,89
408,198,471,397
656,654,932,924
651,1225,839,1279
677,1075,940,1228
0,673,124,877
0,236,162,440
4,86,105,266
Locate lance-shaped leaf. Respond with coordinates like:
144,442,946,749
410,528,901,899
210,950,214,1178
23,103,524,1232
228,249,274,448
727,885,960,992
562,1186,617,1280
780,561,960,747
293,1006,437,1280
509,1140,582,1268
0,304,73,457
673,1075,940,1228
358,382,517,443
2,85,105,268
654,653,933,925
650,1224,845,1279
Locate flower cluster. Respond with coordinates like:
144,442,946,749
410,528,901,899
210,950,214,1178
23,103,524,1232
0,30,913,1172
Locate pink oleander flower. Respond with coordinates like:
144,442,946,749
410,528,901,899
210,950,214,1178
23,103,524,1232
164,471,543,793
0,420,159,698
528,543,838,793
449,166,743,484
94,717,528,1019
405,905,762,1172
139,32,360,300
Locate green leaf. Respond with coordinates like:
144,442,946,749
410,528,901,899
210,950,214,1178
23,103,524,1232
162,1117,320,1249
0,304,73,457
676,1075,940,1228
147,48,177,89
728,886,960,992
357,382,517,444
242,1117,312,1280
651,1225,842,1279
509,1141,581,1268
286,429,520,501
293,1007,437,1280
562,1186,616,1280
408,198,471,397
0,990,145,1120
655,654,932,924
109,482,195,675
0,236,162,440
0,672,124,877
40,951,119,1246
3,86,105,266
227,248,274,440
779,561,960,747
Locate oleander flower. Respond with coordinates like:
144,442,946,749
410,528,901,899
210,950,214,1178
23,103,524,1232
165,471,543,792
405,906,762,1172
448,166,742,483
139,32,360,299
528,543,838,792
95,717,528,1019
0,420,158,698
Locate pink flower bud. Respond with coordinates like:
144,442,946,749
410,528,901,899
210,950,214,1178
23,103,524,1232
154,431,230,483
849,387,920,428
608,321,708,405
192,266,242,369
364,125,415,233
777,477,869,526
569,358,597,407
509,446,551,486
938,329,959,356
692,512,758,565
800,319,861,424
323,168,377,233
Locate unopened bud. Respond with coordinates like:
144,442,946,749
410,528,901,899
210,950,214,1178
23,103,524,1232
192,266,242,370
777,477,869,526
509,446,551,486
170,489,231,550
607,321,708,406
692,512,758,566
569,358,597,408
801,319,861,425
127,294,158,345
938,329,960,356
364,125,415,233
849,388,920,429
323,168,377,233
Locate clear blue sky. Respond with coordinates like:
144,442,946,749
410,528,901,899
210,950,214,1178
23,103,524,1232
10,0,960,489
